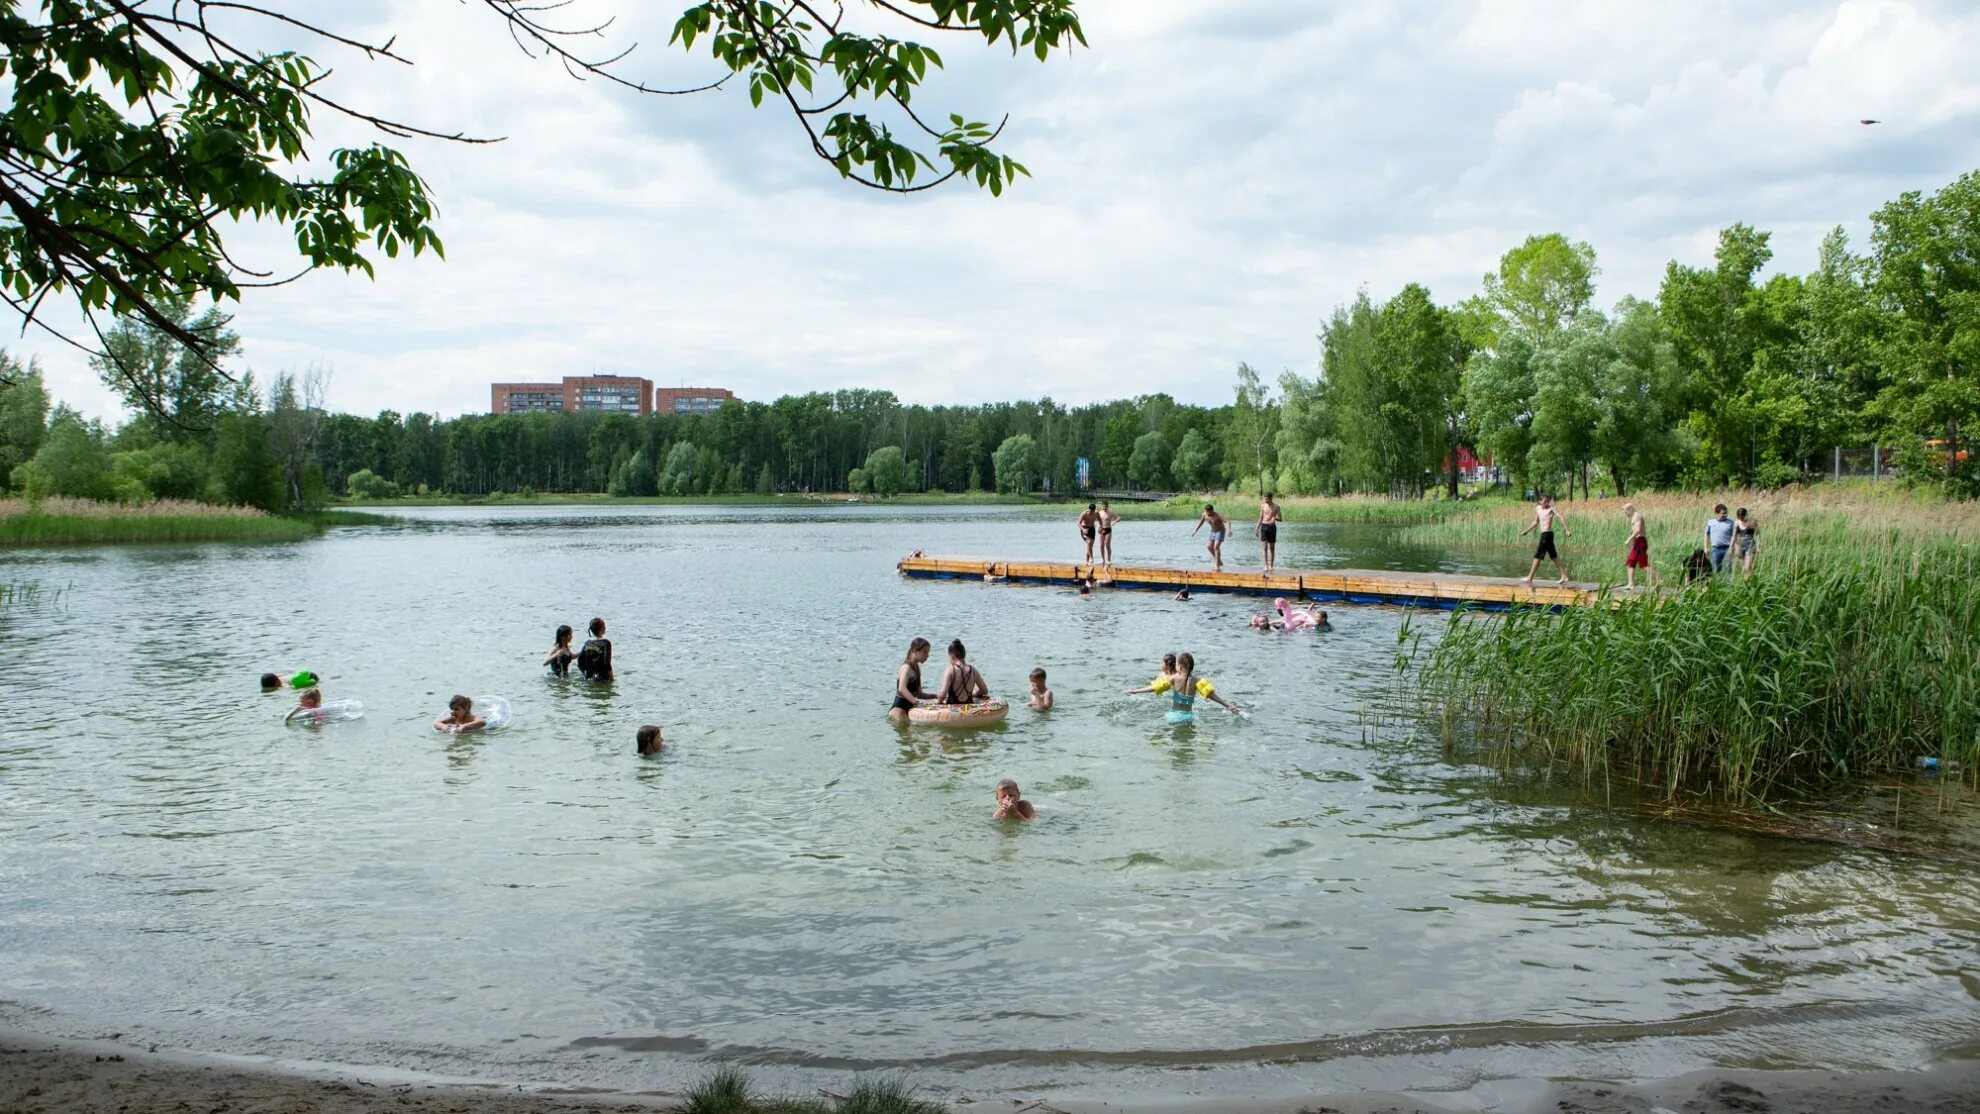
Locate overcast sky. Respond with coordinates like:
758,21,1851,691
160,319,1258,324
16,0,1980,421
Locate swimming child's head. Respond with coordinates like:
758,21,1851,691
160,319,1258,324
588,617,606,637
450,694,473,715
1175,586,1190,600
555,623,573,647
995,778,1022,805
1029,667,1046,690
1177,651,1196,674
1248,614,1269,629
1162,652,1177,672
260,672,282,691
907,636,931,663
1078,581,1092,595
636,725,663,755
299,687,322,708
948,639,967,663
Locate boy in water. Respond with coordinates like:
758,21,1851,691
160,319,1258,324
261,672,284,691
994,778,1036,821
283,687,324,724
1623,503,1656,590
433,695,488,735
1028,668,1054,711
636,725,664,756
1191,504,1228,571
1258,493,1283,573
1517,494,1572,586
577,617,614,682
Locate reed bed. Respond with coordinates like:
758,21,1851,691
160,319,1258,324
1414,534,1980,802
0,498,385,545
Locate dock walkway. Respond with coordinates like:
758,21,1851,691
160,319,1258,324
897,553,1597,610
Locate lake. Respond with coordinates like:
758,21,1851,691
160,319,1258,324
1,504,1975,1104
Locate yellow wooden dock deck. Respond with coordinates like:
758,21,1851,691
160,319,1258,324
897,553,1596,610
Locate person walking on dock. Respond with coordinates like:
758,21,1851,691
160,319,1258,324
1258,493,1283,573
1077,504,1101,564
1704,504,1735,575
1192,504,1229,571
1098,500,1121,567
1623,502,1656,590
1517,494,1571,587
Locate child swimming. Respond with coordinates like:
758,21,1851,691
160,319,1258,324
994,778,1035,821
1028,667,1054,711
282,687,324,724
1125,651,1240,723
636,724,664,755
433,694,488,735
544,624,577,677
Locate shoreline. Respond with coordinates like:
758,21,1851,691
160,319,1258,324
5,1029,1977,1114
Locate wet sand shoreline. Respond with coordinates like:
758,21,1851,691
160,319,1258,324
5,1030,1978,1114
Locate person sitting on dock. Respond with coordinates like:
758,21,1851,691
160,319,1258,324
889,637,934,723
1077,504,1101,563
1517,494,1572,587
1192,504,1229,571
1258,493,1283,573
935,639,990,705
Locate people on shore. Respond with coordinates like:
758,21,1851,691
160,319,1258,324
1077,503,1100,563
890,637,933,723
1258,493,1283,573
544,624,577,677
993,778,1035,821
935,639,990,705
1518,494,1572,586
1125,651,1239,723
1028,667,1054,711
283,687,324,724
636,724,664,755
1733,507,1759,574
577,617,613,682
1623,503,1656,591
1098,500,1121,566
1704,504,1735,574
433,694,488,735
1192,504,1228,571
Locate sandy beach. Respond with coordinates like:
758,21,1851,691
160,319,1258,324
4,1031,1978,1114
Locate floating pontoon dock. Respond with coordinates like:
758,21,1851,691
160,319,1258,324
897,554,1596,611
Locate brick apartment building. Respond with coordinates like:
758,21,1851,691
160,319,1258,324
491,374,654,416
653,386,738,415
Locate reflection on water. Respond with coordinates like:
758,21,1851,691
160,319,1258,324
1,504,1975,1104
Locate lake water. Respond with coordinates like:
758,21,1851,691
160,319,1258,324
2,505,1976,1104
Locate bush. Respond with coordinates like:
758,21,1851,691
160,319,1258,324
347,468,401,500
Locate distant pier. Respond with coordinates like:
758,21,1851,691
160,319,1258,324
897,554,1596,610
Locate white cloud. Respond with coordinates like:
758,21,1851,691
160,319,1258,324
10,0,1980,421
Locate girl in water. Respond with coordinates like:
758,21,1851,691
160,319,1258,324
1125,651,1240,723
889,637,934,723
935,639,991,705
544,624,577,677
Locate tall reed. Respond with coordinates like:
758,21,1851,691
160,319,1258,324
0,498,390,546
1414,534,1980,801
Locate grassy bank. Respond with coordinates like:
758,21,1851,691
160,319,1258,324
343,491,1036,508
1412,528,1980,802
0,498,391,546
684,1067,940,1114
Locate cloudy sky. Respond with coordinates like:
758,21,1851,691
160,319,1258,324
17,0,1980,421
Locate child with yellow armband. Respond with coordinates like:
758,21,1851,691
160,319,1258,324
1123,651,1240,723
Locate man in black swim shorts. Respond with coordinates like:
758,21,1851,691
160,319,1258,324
1517,494,1572,586
1258,492,1283,573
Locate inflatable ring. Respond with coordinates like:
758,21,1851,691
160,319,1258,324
288,699,363,725
908,699,1008,727
476,695,512,732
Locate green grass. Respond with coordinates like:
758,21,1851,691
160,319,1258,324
0,498,395,546
682,1067,945,1114
342,491,1038,507
1409,532,1980,802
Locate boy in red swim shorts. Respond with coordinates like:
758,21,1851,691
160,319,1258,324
1623,502,1657,590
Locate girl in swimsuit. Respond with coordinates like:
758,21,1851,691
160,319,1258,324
889,637,933,723
1124,652,1240,723
1733,508,1758,574
935,639,991,705
544,624,576,677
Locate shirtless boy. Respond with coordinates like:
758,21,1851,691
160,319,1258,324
1077,504,1101,563
1192,504,1229,571
1258,493,1283,573
1518,494,1572,586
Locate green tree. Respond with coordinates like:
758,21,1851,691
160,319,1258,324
847,466,869,493
1463,335,1538,490
1660,223,1775,483
1377,283,1470,497
1097,411,1139,487
208,411,282,510
267,370,327,509
92,300,241,440
755,461,774,495
112,440,209,501
347,468,401,500
1127,429,1171,489
1868,170,1980,489
992,433,1042,494
1527,312,1606,498
657,441,697,495
1226,362,1278,494
1473,233,1599,346
863,445,911,496
939,421,982,492
11,405,109,499
1171,428,1214,490
0,355,50,486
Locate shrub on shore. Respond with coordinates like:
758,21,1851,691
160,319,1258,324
684,1066,944,1114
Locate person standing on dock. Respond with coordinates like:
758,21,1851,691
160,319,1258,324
1517,495,1571,587
1098,500,1121,568
1078,504,1101,564
1623,503,1656,590
1258,493,1283,573
1192,504,1229,571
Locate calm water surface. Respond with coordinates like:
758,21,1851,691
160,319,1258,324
2,505,1976,1102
